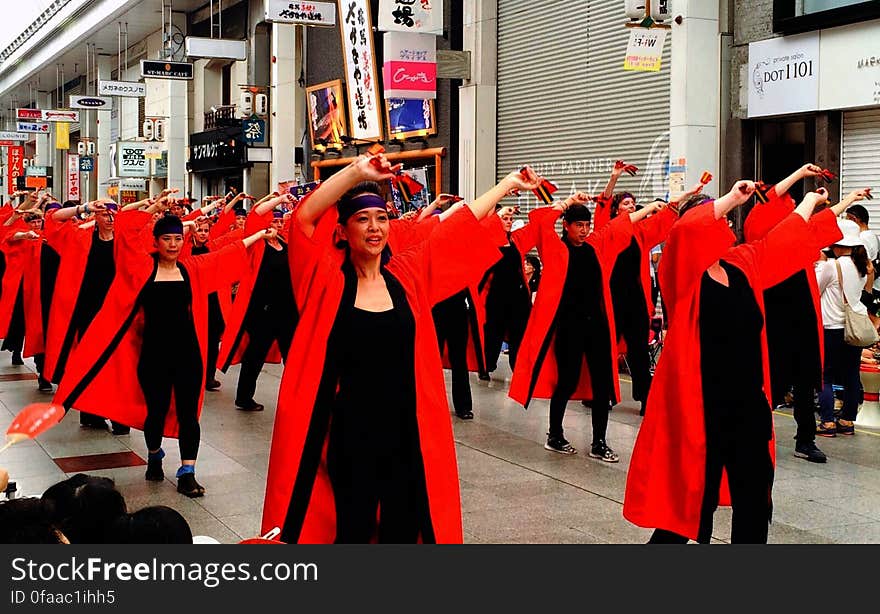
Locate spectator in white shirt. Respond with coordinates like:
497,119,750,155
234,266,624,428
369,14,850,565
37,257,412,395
845,204,880,303
815,218,875,437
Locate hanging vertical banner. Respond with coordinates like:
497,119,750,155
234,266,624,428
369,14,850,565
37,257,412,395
337,0,383,141
7,146,24,195
67,153,81,203
378,0,443,34
55,122,70,150
383,32,437,99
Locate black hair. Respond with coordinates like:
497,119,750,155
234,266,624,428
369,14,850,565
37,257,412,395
525,255,542,293
42,474,127,544
849,245,871,277
0,497,66,544
847,204,870,226
338,181,385,221
107,506,193,544
677,193,714,218
562,204,592,224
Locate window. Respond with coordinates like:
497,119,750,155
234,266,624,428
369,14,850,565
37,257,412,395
774,0,880,33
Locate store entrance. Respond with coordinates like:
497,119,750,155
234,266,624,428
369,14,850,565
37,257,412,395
757,118,815,203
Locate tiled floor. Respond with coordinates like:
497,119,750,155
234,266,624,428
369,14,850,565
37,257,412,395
2,355,880,544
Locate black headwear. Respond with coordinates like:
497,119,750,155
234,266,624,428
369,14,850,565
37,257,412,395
153,214,184,237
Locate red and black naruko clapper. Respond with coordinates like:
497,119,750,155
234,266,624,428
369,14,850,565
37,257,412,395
368,143,386,169
519,166,558,204
700,171,713,185
865,188,874,201
615,160,639,177
817,168,837,184
393,172,425,205
754,181,773,204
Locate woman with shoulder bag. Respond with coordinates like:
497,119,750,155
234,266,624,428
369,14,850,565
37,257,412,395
815,207,877,437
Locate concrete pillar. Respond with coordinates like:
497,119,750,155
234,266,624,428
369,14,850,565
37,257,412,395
165,79,188,194
270,23,301,188
669,0,721,198
458,0,497,202
96,55,113,198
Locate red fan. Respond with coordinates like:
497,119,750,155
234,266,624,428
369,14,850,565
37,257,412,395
2,403,64,453
615,160,639,177
367,143,386,169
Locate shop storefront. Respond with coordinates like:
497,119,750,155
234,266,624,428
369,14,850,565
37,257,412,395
495,0,672,205
187,126,251,200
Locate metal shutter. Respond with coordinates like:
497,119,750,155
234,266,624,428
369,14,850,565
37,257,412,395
842,109,880,232
497,0,671,213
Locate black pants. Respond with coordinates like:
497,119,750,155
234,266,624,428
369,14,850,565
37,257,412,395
327,418,429,544
205,295,225,383
139,341,203,460
235,307,295,405
819,328,862,423
549,316,613,442
614,302,652,403
649,402,773,545
483,301,529,373
1,285,24,354
433,296,472,415
768,343,818,444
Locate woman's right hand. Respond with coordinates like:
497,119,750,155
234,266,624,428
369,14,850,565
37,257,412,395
729,180,757,205
354,154,401,182
502,166,543,195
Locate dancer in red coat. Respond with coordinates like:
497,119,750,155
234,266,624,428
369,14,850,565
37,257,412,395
54,208,271,497
743,164,868,463
508,196,661,460
623,181,841,543
261,154,538,543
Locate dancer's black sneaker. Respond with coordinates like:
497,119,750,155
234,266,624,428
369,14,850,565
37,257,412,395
37,377,53,392
235,399,264,412
11,351,24,366
145,460,164,481
794,442,827,463
589,440,619,463
544,434,577,455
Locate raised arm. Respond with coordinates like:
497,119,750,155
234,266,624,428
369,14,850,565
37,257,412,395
828,188,873,217
714,180,757,220
253,193,297,217
628,200,665,224
602,161,626,200
465,167,543,222
774,163,823,199
296,155,400,236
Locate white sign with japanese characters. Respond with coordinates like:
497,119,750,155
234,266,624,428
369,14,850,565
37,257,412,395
338,0,383,141
378,0,443,35
266,1,336,26
98,80,147,98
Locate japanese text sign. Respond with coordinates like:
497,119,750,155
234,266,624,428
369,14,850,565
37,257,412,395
337,0,383,140
378,0,443,35
266,1,337,26
67,154,80,202
98,80,147,97
623,28,666,72
7,146,24,196
383,31,437,99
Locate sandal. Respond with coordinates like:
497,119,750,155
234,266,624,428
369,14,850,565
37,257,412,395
816,422,837,437
177,473,206,498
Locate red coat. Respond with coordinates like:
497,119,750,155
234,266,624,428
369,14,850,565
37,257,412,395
595,196,676,318
743,187,838,381
180,226,246,326
53,210,264,435
261,204,502,543
0,225,44,357
217,211,289,371
42,211,122,383
623,204,841,540
508,208,634,407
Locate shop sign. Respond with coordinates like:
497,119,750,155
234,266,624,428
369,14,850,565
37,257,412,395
25,165,48,177
17,121,49,133
69,95,113,110
79,156,95,172
16,108,42,121
623,28,666,72
383,31,437,100
0,131,28,141
98,80,146,97
116,141,150,178
242,117,266,144
819,20,880,110
378,0,443,35
266,1,336,26
43,109,80,122
7,146,24,195
338,0,383,140
187,128,248,172
141,60,194,80
748,32,819,118
67,154,80,202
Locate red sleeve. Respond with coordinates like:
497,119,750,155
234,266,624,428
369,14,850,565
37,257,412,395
210,229,245,250
209,209,236,240
390,206,503,306
245,209,272,235
658,205,736,306
587,210,634,266
189,241,248,294
743,186,794,243
593,195,613,229
182,209,202,222
808,208,844,252
634,207,677,250
510,218,539,256
44,210,79,253
113,209,154,260
289,199,338,304
389,216,440,252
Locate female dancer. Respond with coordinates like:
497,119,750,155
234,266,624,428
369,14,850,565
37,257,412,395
624,181,842,543
54,200,281,496
261,154,539,543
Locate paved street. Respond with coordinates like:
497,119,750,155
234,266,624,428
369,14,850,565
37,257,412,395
3,356,880,544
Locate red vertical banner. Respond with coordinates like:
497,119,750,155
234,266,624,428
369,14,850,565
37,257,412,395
7,146,24,195
67,153,80,202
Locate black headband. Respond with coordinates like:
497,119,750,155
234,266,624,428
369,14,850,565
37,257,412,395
338,193,386,223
